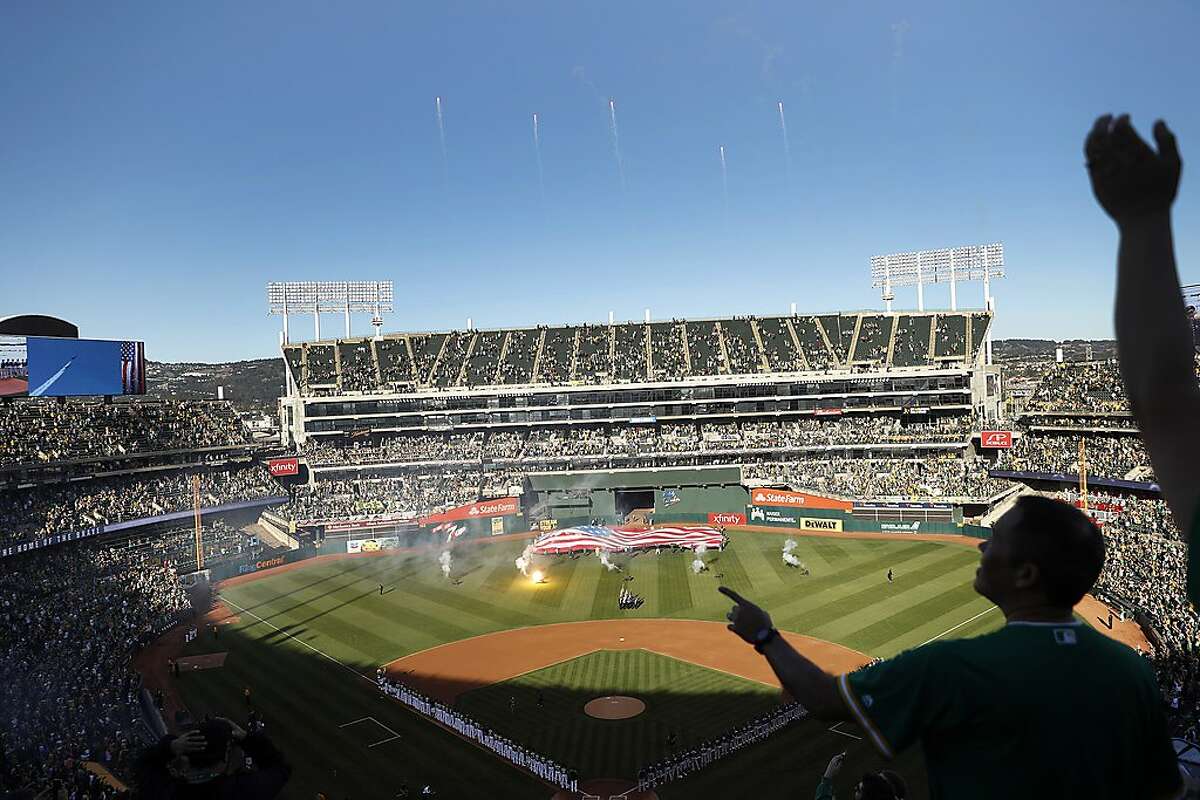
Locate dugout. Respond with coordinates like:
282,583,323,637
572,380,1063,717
525,465,747,527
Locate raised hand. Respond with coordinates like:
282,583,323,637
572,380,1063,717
718,586,772,644
169,730,208,757
1085,114,1182,227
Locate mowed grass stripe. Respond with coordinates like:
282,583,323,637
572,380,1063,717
839,579,986,653
755,541,937,610
532,554,579,608
710,545,754,594
481,558,519,593
657,552,694,615
810,539,850,562
590,565,627,619
775,548,973,632
805,550,980,642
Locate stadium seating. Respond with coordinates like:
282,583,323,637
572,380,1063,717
278,312,991,395
0,399,251,470
0,464,283,546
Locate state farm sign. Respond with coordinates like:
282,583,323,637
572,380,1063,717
708,512,747,526
421,496,520,525
749,488,852,512
980,431,1013,449
267,457,300,477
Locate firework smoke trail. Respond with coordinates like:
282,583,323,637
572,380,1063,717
719,145,729,210
777,101,793,177
532,112,545,202
608,98,626,192
434,96,448,176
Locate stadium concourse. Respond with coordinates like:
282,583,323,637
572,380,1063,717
1,332,1198,796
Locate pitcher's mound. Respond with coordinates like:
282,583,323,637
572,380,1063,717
584,696,645,720
551,778,658,800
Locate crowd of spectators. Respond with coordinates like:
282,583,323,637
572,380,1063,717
1062,489,1200,742
1001,433,1151,480
302,433,483,465
1026,361,1130,413
0,541,192,797
305,416,977,468
0,464,282,546
123,519,263,573
743,457,1013,500
280,473,481,523
0,400,250,469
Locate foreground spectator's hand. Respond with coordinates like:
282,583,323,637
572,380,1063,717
169,731,207,757
719,586,772,643
1086,114,1182,226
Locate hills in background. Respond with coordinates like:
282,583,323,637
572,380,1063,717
144,339,1116,411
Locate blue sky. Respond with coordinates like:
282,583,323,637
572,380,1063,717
2,1,1198,362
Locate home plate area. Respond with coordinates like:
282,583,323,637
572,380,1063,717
339,716,402,749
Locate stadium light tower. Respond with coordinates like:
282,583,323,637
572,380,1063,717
869,243,1005,363
870,243,1004,313
266,281,394,343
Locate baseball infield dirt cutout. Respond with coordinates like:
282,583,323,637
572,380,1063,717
384,619,872,703
584,696,647,720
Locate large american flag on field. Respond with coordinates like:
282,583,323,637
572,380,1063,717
530,525,724,555
120,341,144,394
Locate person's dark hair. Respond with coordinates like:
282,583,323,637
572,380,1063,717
859,769,907,799
1006,495,1105,607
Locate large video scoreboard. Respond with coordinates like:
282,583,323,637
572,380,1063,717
0,336,145,397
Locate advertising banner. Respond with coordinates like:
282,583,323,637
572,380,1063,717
267,457,300,477
799,517,844,533
538,519,558,532
236,555,286,575
267,455,300,474
879,521,923,533
347,536,401,553
746,506,801,527
707,512,747,526
749,488,852,511
490,517,505,535
1,336,146,398
420,496,519,525
980,430,1014,449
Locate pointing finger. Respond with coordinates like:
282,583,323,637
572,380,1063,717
718,586,746,604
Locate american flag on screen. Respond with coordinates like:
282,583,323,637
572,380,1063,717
530,525,724,555
120,341,144,394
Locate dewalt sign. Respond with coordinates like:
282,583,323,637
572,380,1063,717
799,517,844,533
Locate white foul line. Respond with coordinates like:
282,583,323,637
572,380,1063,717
918,605,999,647
220,595,375,686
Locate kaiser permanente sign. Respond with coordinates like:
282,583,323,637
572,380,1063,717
748,488,852,512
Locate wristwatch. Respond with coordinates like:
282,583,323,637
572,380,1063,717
753,627,779,654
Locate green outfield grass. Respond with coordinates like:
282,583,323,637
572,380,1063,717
175,531,1002,799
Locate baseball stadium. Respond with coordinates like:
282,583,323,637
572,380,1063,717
2,285,1197,798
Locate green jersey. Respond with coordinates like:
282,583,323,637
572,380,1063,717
839,621,1182,799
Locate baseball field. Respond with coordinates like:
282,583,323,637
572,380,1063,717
168,530,1004,799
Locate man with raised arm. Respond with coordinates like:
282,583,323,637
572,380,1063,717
1083,113,1198,608
719,495,1183,798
